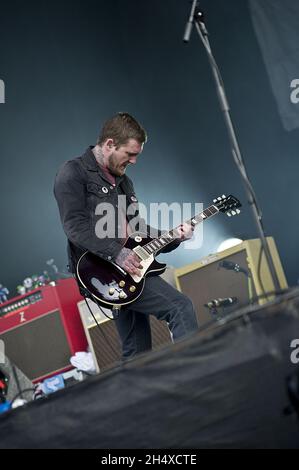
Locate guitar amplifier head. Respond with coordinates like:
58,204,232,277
175,237,288,328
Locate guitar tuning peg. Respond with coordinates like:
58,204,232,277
222,194,226,199
231,210,236,216
213,199,217,203
217,197,222,201
227,212,232,217
236,209,241,214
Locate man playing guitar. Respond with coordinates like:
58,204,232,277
54,112,198,359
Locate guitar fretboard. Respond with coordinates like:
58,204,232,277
142,204,219,256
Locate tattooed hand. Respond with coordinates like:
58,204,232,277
115,247,143,276
177,223,194,241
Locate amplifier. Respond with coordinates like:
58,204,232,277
77,267,177,372
0,278,87,382
175,237,288,328
78,299,172,372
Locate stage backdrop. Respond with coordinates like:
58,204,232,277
0,0,298,295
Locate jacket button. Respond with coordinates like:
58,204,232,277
107,256,112,261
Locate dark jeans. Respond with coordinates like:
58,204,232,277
113,275,198,359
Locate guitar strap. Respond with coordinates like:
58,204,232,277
119,179,140,232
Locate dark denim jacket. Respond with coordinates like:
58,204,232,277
54,147,179,272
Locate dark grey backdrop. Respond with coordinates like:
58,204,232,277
0,0,298,295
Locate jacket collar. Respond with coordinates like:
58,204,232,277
81,146,99,171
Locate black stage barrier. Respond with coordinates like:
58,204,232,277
0,289,299,449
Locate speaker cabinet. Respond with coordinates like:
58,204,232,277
78,299,172,372
175,237,288,327
0,279,87,382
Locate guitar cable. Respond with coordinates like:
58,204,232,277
72,256,121,358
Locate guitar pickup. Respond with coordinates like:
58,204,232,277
133,246,149,261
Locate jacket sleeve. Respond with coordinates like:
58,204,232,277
54,160,123,260
125,176,181,254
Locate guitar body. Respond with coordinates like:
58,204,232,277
76,232,166,308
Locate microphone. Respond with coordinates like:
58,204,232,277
219,260,249,276
205,297,238,309
183,0,198,43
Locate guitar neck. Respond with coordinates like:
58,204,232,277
142,204,219,256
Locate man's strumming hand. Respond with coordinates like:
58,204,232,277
115,247,143,276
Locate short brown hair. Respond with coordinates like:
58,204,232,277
97,112,147,148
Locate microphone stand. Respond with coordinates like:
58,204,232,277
183,1,281,293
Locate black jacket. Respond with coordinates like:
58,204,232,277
54,147,179,272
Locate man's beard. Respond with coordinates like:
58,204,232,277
109,154,127,176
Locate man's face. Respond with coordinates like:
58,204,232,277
108,138,143,176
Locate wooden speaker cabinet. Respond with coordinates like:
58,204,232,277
174,237,288,328
78,299,172,372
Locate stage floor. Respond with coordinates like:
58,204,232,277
1,288,299,449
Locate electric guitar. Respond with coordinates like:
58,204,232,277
76,195,241,308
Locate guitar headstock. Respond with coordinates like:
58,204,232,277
213,194,242,217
